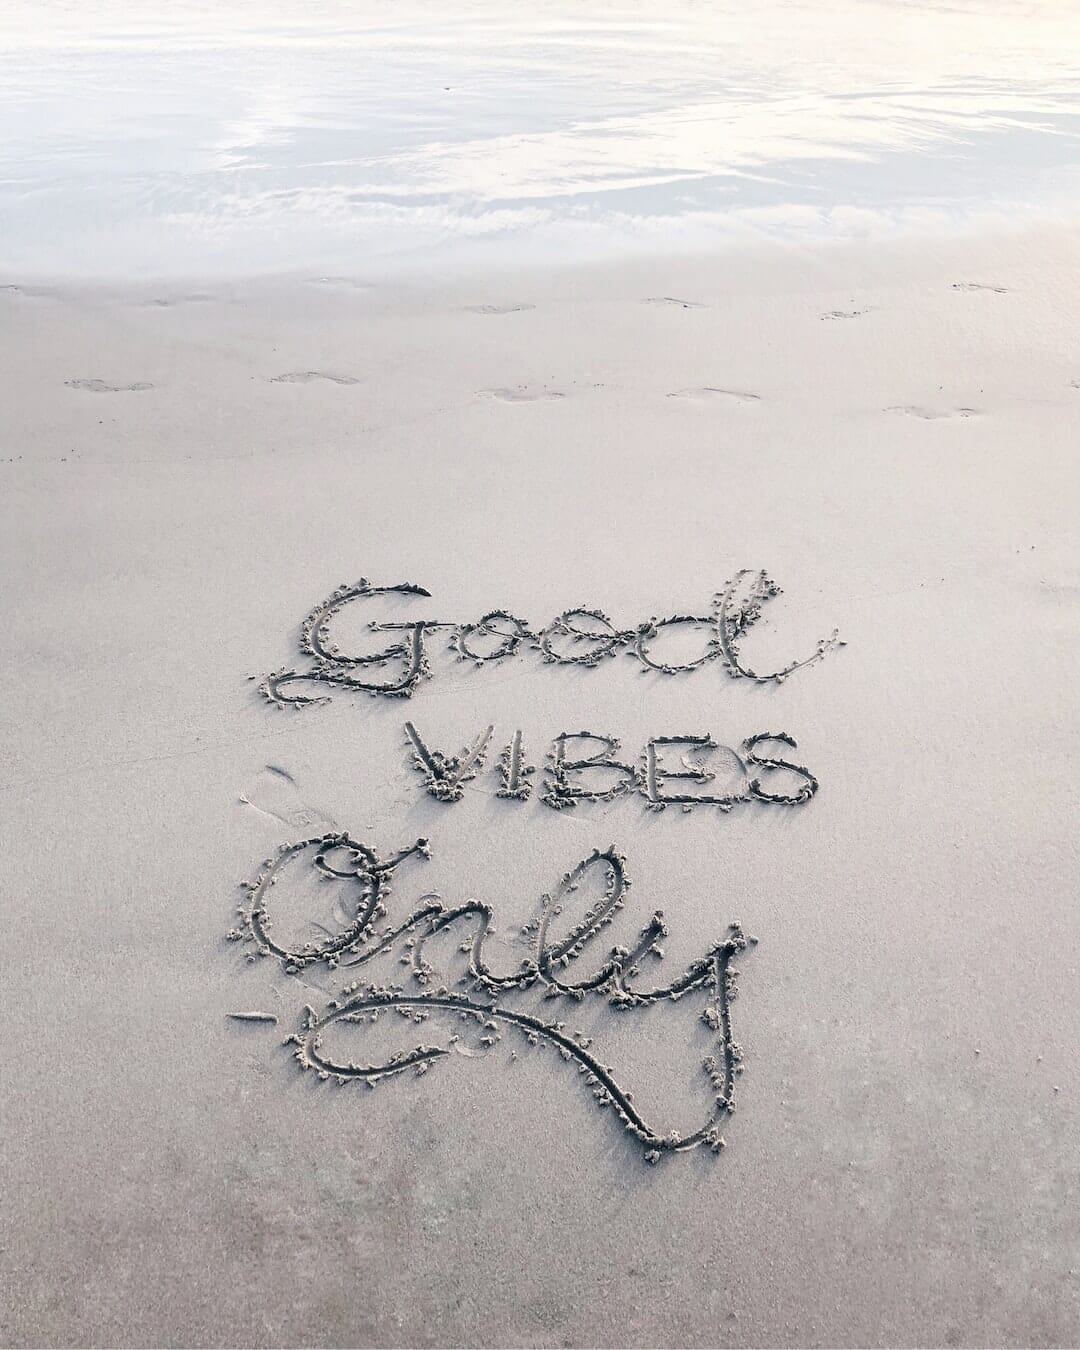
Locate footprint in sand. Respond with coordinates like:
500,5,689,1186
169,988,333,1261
5,283,58,299
886,405,980,420
268,371,359,385
952,282,1008,293
666,387,761,404
482,386,566,403
66,378,153,392
642,296,706,309
238,765,335,832
142,294,215,308
467,303,536,315
308,276,373,289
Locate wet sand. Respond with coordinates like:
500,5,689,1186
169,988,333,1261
1,225,1078,1346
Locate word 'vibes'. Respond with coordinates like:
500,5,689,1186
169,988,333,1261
258,569,843,705
404,723,819,811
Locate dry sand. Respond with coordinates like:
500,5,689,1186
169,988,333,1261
1,224,1078,1347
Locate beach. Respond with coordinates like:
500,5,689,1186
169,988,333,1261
2,5,1079,1347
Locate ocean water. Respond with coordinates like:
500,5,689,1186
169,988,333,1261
2,0,1079,278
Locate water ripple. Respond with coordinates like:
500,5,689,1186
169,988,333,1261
2,0,1078,277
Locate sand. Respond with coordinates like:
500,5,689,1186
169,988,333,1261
1,223,1079,1347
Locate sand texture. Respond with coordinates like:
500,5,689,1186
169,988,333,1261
1,227,1078,1347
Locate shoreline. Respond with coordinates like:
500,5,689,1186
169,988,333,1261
4,210,1080,297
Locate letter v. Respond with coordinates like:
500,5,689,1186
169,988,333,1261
404,721,494,803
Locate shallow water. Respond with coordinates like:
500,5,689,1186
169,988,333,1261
2,0,1079,278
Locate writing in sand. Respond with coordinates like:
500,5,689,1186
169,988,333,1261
404,723,818,810
258,568,843,704
229,565,842,1165
229,835,750,1165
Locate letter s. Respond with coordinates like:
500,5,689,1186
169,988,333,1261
742,732,818,806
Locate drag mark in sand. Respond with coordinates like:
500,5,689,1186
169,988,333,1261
230,836,749,1162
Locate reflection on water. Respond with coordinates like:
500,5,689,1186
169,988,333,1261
1,0,1079,277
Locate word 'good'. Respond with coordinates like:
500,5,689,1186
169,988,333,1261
404,723,818,810
259,569,843,705
227,833,752,1164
